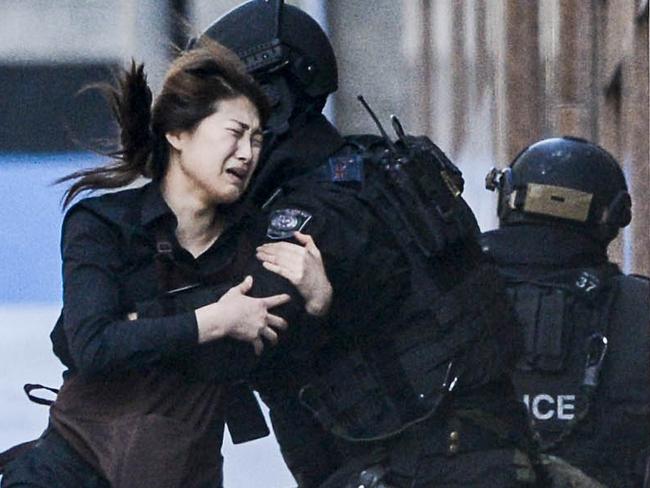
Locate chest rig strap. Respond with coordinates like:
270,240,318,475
152,227,202,297
539,287,615,452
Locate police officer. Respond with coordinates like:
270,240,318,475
197,1,542,486
483,137,650,488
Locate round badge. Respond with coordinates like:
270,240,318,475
272,212,299,231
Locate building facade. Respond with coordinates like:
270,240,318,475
0,0,647,270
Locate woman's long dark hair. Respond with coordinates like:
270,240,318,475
59,41,270,208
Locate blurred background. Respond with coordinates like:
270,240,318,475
0,1,647,486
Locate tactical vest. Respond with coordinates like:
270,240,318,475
501,263,650,487
277,134,520,442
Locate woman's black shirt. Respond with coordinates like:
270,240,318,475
51,182,253,377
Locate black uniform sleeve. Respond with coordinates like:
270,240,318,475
61,207,198,377
246,181,400,338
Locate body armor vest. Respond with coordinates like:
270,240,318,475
500,262,650,487
287,134,519,442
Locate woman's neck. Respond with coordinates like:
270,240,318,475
160,177,224,258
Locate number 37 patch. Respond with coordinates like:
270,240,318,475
266,208,313,240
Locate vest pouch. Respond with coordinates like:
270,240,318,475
393,321,463,402
347,133,470,259
300,350,449,442
300,351,402,441
505,265,622,375
396,262,512,393
510,284,572,373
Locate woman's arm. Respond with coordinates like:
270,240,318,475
195,275,289,355
61,207,198,376
61,207,289,377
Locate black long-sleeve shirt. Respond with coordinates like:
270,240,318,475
50,182,280,484
51,180,320,380
59,198,193,375
52,183,247,376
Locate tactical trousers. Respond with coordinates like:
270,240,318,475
0,427,109,488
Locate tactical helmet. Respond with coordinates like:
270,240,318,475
191,0,338,133
485,137,631,243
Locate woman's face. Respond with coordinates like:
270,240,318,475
166,95,263,205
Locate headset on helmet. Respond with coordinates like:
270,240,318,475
485,137,631,243
189,0,338,135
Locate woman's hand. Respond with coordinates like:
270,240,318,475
195,276,290,355
256,232,333,317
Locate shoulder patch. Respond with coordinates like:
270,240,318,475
266,208,313,240
327,154,364,183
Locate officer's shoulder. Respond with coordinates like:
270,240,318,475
479,229,500,247
626,273,650,283
610,272,649,309
343,133,385,148
478,229,504,257
614,272,649,287
282,160,363,196
299,135,381,188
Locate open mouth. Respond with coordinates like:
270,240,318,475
226,167,247,181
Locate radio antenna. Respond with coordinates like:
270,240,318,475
357,95,398,153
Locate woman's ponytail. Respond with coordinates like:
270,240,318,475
59,40,270,208
59,61,156,208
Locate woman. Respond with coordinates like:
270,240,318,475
1,42,332,488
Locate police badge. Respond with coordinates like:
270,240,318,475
266,208,313,240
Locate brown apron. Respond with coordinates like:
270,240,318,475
50,367,226,488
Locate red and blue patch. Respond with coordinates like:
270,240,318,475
327,155,364,183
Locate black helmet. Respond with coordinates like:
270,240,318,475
191,0,338,134
485,136,631,242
